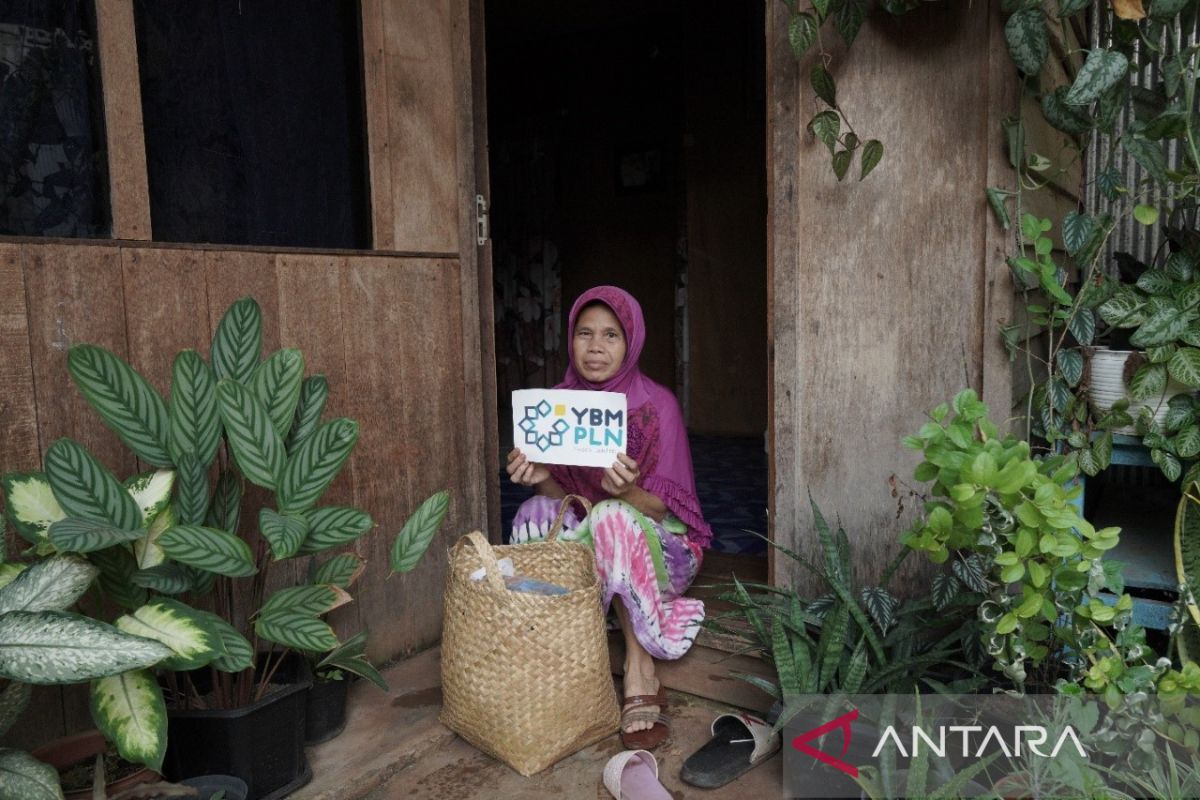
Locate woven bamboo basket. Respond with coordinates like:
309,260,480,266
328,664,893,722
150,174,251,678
439,498,619,775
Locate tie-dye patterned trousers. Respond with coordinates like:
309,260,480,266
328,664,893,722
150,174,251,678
511,494,705,660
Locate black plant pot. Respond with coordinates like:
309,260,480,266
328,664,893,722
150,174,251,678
164,659,312,800
305,676,349,745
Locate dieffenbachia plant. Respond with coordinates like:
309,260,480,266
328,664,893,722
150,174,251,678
0,297,447,774
0,555,174,799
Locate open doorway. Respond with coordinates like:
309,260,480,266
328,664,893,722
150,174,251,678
486,1,769,578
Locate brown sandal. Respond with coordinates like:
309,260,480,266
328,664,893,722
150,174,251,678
620,689,670,750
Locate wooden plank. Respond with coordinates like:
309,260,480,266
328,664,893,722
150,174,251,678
94,0,151,240
777,3,998,596
766,0,801,591
449,0,489,538
380,0,461,253
274,253,358,637
469,0,501,542
340,257,467,660
21,243,132,734
361,0,396,250
983,6,1023,433
120,247,209,399
0,246,41,554
0,245,67,749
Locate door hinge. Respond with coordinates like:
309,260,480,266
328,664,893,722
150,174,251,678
476,194,489,246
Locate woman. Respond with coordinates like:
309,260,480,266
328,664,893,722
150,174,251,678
506,285,711,751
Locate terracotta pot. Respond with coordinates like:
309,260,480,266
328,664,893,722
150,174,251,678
31,728,160,800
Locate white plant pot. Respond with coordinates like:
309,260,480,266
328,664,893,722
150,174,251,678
1088,348,1189,435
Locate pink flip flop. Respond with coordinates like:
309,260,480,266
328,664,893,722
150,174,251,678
603,750,671,800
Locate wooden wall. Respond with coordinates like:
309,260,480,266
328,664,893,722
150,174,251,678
768,1,1019,593
1,0,492,748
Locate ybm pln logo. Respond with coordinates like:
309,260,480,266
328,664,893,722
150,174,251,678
511,389,627,467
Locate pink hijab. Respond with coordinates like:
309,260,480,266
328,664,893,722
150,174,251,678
550,286,712,549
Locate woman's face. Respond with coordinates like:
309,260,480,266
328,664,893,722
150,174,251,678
572,303,627,383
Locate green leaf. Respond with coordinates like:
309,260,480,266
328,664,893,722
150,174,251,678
260,584,350,618
832,149,852,181
129,563,192,595
1041,87,1093,135
276,419,359,513
0,682,30,739
205,470,243,535
1058,0,1091,14
1069,309,1096,346
319,654,388,692
860,140,884,180
810,64,836,107
211,297,262,385
1176,425,1200,459
1123,135,1171,185
45,439,143,532
167,350,221,467
390,491,450,574
1096,166,1124,200
158,525,257,578
1129,363,1168,401
203,613,253,673
286,375,329,454
0,555,97,614
1093,431,1114,470
1066,50,1129,105
834,0,867,44
0,748,65,800
788,12,818,58
0,610,171,684
67,345,171,466
1057,349,1084,387
48,518,144,553
312,554,366,588
1005,8,1047,75
216,379,286,490
259,508,310,559
1153,448,1183,481
1134,204,1160,226
255,611,338,653
175,452,208,527
90,669,166,772
299,507,374,554
1132,308,1188,348
251,348,305,441
986,188,1011,230
812,0,831,18
1097,292,1146,328
1169,348,1200,387
89,547,148,610
1062,212,1093,255
134,503,175,570
1166,252,1195,282
115,599,222,671
808,111,840,154
1136,269,1174,295
124,470,174,528
1150,0,1191,19
1,472,65,545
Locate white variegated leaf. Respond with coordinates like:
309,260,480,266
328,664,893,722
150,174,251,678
134,503,176,570
0,611,171,684
0,555,98,614
90,669,166,772
0,748,63,800
114,599,221,671
1,473,65,545
124,470,176,527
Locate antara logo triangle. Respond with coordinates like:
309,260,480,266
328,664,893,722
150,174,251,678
790,708,860,778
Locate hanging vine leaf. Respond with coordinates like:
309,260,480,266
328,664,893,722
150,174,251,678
810,64,837,107
833,149,852,181
1062,212,1094,256
1066,50,1130,106
808,111,840,154
788,12,818,58
1057,350,1084,387
1042,88,1093,136
1068,309,1096,346
834,0,867,45
1005,8,1048,75
860,140,884,181
986,188,1011,230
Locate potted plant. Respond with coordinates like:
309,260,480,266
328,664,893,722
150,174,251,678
3,297,448,800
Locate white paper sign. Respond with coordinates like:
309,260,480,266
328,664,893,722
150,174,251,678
512,389,627,467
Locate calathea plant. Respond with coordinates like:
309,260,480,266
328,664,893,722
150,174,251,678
1,297,446,770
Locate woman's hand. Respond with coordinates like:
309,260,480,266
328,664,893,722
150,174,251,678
507,448,551,487
601,453,641,497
